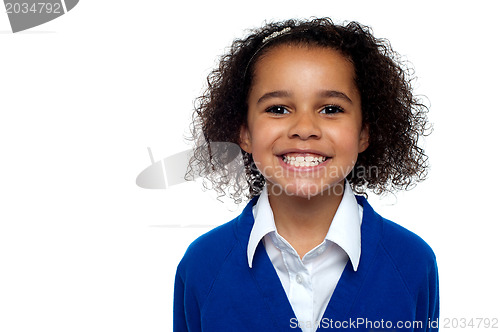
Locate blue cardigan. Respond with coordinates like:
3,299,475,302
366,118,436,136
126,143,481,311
174,195,439,331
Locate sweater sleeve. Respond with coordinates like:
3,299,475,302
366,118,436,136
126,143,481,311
415,254,439,332
173,265,202,332
426,258,439,331
173,267,189,332
380,217,440,332
172,219,240,332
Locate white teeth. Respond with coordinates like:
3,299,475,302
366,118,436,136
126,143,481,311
282,154,327,167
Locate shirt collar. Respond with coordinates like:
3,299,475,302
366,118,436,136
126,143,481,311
248,185,276,268
324,181,362,271
247,181,362,270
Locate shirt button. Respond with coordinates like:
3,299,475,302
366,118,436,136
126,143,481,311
296,274,303,284
317,246,326,254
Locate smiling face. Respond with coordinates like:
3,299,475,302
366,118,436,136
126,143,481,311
240,44,369,199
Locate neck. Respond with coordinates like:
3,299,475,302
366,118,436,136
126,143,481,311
267,181,345,258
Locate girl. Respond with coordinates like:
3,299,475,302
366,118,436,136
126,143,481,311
175,18,438,331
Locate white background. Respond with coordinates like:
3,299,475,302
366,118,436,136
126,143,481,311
1,1,499,331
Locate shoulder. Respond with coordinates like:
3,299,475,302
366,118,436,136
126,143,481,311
174,217,240,309
175,197,257,281
376,213,439,300
177,217,239,278
357,195,436,267
377,215,439,319
357,195,436,268
379,216,436,269
358,196,438,293
174,199,257,312
356,196,439,320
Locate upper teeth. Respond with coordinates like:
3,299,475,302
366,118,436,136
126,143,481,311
283,155,327,167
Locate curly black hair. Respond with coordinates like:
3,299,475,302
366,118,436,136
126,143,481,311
187,17,430,203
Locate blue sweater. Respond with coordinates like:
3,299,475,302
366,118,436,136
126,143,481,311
174,195,439,331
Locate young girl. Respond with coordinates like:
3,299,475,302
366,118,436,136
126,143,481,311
175,18,438,332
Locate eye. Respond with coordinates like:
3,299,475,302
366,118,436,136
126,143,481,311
265,105,290,115
320,105,344,114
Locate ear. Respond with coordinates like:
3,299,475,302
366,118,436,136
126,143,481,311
358,123,370,153
239,124,253,153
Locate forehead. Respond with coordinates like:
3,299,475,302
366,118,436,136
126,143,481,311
250,44,358,96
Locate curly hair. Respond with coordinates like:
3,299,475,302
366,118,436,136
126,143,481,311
186,17,430,203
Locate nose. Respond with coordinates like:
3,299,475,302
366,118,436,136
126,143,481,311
288,111,321,140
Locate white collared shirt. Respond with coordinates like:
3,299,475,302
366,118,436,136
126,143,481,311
247,181,363,332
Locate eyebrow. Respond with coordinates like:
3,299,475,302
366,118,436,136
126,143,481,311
319,90,353,104
256,90,291,104
256,90,353,104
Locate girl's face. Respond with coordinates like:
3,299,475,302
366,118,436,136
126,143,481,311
240,44,369,199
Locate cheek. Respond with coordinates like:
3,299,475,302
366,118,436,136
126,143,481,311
328,125,363,155
251,119,281,146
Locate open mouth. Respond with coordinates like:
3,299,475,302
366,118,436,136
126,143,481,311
280,153,331,167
